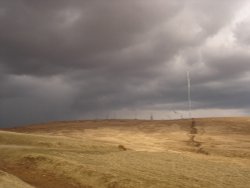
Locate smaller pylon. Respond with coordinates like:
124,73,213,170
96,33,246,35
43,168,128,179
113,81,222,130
150,113,154,121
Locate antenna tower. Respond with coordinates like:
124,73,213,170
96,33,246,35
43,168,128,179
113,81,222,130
187,71,192,119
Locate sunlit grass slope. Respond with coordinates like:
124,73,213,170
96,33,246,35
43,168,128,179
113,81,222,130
1,117,250,188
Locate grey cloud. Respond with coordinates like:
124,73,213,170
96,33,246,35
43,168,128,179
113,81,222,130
234,20,250,46
0,0,250,127
0,0,182,75
0,74,78,126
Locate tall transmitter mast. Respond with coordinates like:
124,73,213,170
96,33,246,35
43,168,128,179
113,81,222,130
187,71,192,119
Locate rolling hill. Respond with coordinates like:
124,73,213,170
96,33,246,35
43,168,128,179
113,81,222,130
1,117,250,188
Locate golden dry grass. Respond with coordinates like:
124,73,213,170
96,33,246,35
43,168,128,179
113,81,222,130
0,170,34,188
1,117,250,188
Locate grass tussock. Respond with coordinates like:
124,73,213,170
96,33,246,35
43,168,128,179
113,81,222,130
118,145,127,151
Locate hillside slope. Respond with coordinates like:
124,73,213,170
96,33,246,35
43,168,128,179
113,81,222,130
1,117,250,188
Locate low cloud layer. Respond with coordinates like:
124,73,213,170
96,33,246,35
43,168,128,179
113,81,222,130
1,0,250,127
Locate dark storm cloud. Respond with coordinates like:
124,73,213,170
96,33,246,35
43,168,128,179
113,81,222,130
0,0,182,75
0,0,250,127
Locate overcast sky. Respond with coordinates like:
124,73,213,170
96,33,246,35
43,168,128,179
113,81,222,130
1,0,250,127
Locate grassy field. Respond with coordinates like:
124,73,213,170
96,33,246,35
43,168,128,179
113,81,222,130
1,117,250,188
